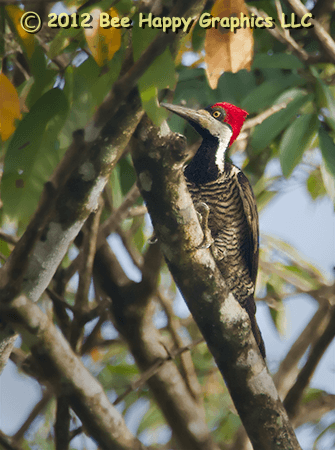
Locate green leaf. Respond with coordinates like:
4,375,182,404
23,45,58,108
140,85,168,126
318,126,335,178
241,74,303,113
313,422,335,449
280,113,318,177
302,387,324,405
307,168,327,200
28,44,46,81
110,165,123,209
267,297,286,335
264,234,326,283
280,264,321,291
118,155,136,195
62,49,123,140
173,68,214,118
137,403,166,435
252,53,304,70
48,26,82,60
320,160,335,204
250,93,313,153
133,217,146,251
256,190,277,212
133,20,176,125
214,412,241,442
253,174,279,211
0,239,11,259
217,70,257,105
2,88,69,221
315,77,335,131
26,69,57,109
191,18,206,52
106,363,138,376
114,0,133,14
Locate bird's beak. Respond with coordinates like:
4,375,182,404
161,103,213,131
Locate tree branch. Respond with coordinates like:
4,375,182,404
273,301,332,398
94,235,221,450
157,291,203,402
247,5,312,63
131,117,302,450
284,306,335,419
284,0,335,63
1,294,150,450
113,337,204,406
13,389,53,443
0,91,144,373
0,431,27,450
292,392,335,428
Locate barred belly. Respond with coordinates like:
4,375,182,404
186,172,254,306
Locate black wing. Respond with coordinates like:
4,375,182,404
236,169,259,285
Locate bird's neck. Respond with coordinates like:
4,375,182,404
184,135,229,184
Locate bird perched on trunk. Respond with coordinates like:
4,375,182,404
161,102,265,358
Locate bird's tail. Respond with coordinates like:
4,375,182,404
244,296,266,359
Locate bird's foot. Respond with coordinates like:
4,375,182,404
195,202,214,250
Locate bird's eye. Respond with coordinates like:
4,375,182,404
212,111,221,119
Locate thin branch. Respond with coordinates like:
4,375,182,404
0,327,18,373
69,426,83,442
46,288,75,314
76,203,103,309
55,396,70,450
242,99,294,131
113,337,204,406
284,306,335,418
60,253,82,289
98,184,141,244
0,231,19,245
275,0,290,40
157,291,203,402
13,390,53,442
80,311,107,355
285,0,335,63
127,205,148,217
71,202,103,350
117,226,144,269
293,393,335,428
247,5,311,62
0,431,27,450
274,301,332,398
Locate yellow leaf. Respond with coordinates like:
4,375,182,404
84,8,121,67
205,0,254,89
90,347,102,362
0,73,22,141
5,5,35,58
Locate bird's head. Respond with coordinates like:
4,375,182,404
161,102,248,148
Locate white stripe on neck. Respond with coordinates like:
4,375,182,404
215,126,233,173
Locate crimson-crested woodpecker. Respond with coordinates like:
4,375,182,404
162,102,265,358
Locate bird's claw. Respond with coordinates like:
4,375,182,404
195,202,214,250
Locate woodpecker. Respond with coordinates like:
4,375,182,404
162,102,265,358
